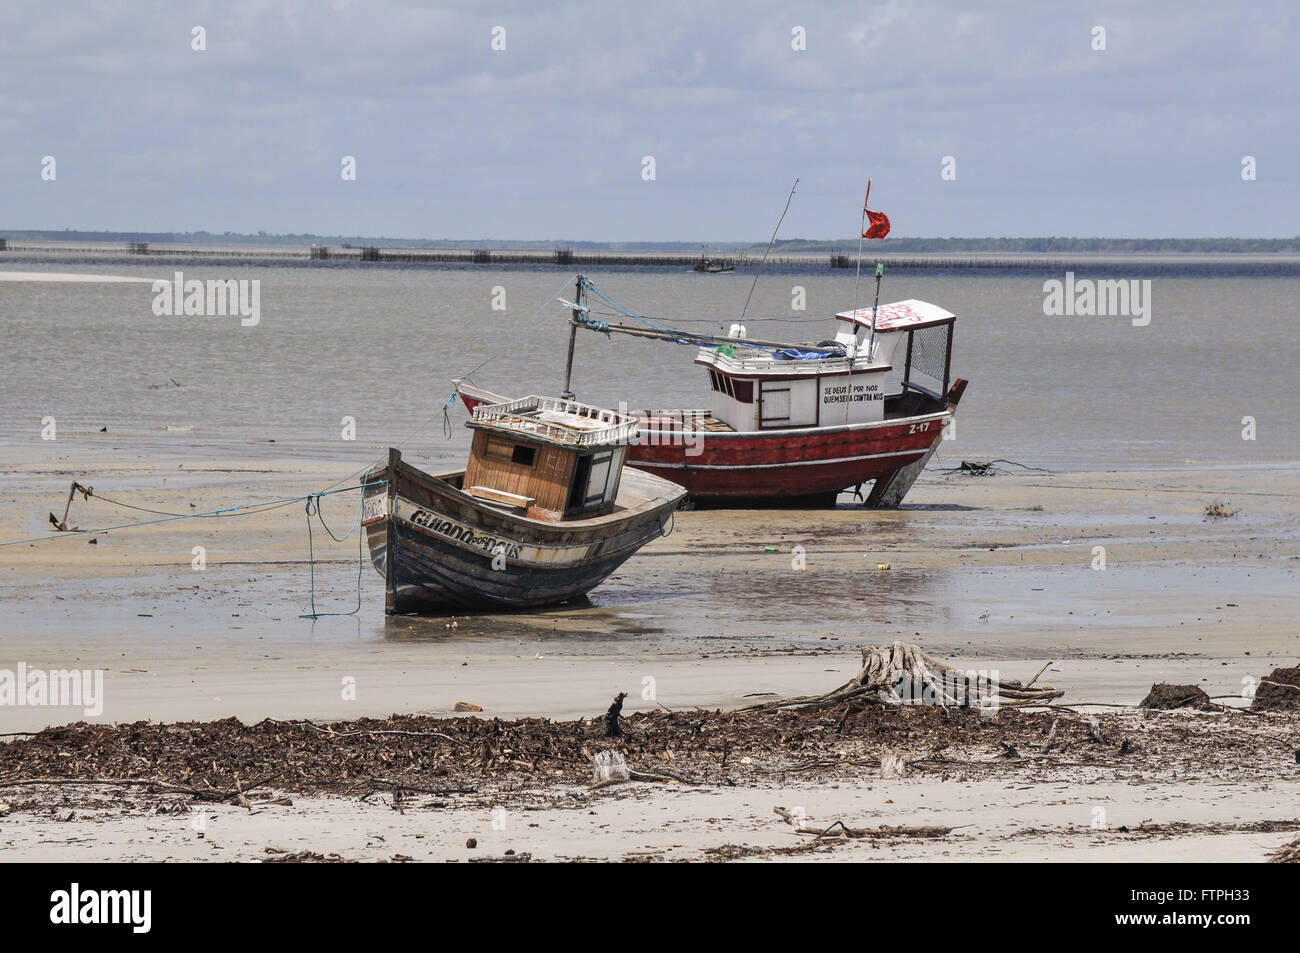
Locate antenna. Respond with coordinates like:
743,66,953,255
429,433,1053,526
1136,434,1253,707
740,177,798,321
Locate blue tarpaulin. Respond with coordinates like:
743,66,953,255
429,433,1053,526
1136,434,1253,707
773,347,843,361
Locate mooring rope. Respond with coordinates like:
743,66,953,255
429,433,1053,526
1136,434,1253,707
300,468,373,620
0,478,384,549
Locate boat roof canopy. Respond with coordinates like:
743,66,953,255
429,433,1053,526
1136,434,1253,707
835,298,956,333
468,395,638,450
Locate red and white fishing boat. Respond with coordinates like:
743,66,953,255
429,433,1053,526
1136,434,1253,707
455,274,968,507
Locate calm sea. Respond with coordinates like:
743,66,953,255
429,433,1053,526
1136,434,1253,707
3,260,1297,470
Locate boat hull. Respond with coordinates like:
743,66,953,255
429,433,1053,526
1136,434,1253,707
362,449,683,613
629,413,951,505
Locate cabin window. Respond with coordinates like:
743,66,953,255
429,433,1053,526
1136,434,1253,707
584,451,614,505
901,323,953,400
566,450,618,513
567,456,593,511
711,373,753,403
484,437,536,468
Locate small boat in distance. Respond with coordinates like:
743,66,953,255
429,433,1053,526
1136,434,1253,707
362,396,686,613
693,244,735,273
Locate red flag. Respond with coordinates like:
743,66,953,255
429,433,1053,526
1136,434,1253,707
862,210,890,239
861,180,889,238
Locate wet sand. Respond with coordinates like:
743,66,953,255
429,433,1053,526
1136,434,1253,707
2,450,1297,726
2,450,1298,860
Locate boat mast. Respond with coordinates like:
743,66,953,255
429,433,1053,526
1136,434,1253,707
561,274,583,400
867,261,884,361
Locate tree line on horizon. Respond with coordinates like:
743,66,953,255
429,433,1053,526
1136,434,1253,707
2,229,1297,254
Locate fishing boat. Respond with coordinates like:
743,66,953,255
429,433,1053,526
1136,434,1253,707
693,257,735,273
455,274,969,508
361,396,686,613
693,244,735,273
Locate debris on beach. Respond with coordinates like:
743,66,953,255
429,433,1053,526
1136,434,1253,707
603,692,628,738
3,649,1296,826
950,459,1050,476
263,849,354,863
1252,666,1300,712
592,750,630,786
1269,838,1300,863
879,746,906,777
734,642,1063,712
1139,683,1212,710
1202,501,1239,519
774,806,952,840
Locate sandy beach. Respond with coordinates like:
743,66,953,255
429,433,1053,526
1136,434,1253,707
2,447,1297,861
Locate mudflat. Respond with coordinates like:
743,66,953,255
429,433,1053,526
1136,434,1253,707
1,450,1296,861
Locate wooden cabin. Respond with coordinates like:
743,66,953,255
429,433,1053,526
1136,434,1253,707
462,396,637,521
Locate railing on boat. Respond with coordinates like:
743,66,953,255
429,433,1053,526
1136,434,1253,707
697,348,877,375
470,395,640,447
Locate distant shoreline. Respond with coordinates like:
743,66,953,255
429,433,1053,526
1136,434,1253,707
5,240,1300,275
2,230,1299,255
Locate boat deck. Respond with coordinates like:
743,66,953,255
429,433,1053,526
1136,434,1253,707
636,411,735,432
633,392,944,434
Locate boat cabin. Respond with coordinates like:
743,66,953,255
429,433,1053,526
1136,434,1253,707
462,395,637,521
694,299,956,431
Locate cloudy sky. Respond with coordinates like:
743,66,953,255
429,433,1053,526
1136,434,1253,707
1,0,1295,240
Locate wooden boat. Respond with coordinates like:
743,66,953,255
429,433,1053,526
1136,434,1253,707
361,396,686,613
455,276,969,508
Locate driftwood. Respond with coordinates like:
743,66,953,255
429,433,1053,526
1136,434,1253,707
734,642,1062,714
1269,837,1300,863
279,719,471,749
604,692,628,738
774,807,953,839
1040,717,1060,754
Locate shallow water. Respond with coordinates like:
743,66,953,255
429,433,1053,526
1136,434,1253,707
2,261,1297,470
